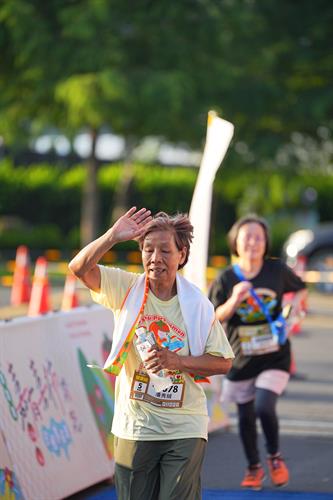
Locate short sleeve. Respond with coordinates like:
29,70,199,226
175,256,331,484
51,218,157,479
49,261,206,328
208,273,229,309
204,319,234,359
90,265,138,311
281,262,306,294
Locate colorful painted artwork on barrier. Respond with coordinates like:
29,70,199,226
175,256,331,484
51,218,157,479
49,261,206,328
78,348,114,458
0,430,24,500
0,467,23,500
60,308,116,462
0,310,114,500
0,358,81,466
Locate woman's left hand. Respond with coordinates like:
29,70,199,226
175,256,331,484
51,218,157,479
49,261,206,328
144,347,182,373
144,348,232,377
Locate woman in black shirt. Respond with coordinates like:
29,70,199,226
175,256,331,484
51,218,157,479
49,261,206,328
209,214,307,491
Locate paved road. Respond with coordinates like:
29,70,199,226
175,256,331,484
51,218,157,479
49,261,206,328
203,432,333,493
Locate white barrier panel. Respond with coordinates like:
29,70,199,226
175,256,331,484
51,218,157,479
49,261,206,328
206,375,230,432
0,306,228,500
0,306,114,500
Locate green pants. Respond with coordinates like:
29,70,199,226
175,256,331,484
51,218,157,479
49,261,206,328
114,437,207,500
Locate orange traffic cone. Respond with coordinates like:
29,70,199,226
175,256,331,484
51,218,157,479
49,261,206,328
61,273,79,310
10,245,31,305
289,349,297,377
28,257,51,316
290,321,301,335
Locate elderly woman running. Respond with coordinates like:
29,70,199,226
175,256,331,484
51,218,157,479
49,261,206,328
69,207,234,500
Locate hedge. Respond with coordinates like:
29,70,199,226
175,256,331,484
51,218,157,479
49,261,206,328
0,159,332,255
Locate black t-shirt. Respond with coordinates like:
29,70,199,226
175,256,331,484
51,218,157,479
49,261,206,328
208,258,306,381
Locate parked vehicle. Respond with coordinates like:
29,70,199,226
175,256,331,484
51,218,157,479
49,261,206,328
282,223,333,291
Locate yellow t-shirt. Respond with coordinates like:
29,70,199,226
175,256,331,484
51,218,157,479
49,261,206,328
91,266,234,441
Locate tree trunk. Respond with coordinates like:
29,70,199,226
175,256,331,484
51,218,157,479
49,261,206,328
80,128,99,246
111,136,137,223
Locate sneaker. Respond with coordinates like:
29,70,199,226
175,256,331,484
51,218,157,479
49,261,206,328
267,454,289,487
241,465,266,490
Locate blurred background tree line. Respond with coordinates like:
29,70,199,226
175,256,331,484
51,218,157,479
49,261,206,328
0,0,332,257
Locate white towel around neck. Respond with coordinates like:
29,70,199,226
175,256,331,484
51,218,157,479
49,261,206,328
103,272,215,373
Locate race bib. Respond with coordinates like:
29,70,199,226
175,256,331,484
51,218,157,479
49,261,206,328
130,370,185,408
238,324,279,356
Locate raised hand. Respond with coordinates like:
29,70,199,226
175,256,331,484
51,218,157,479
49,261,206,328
111,206,152,243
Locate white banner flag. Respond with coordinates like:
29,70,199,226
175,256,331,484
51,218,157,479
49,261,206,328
183,111,234,292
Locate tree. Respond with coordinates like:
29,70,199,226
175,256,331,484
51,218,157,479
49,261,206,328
1,0,231,242
1,0,332,243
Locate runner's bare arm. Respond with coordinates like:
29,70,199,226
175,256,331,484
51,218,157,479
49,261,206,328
68,231,116,292
215,281,252,322
285,288,308,332
68,207,152,292
177,353,232,376
145,350,232,377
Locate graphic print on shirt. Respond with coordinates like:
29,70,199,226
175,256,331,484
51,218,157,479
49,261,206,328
236,287,277,323
130,314,186,408
236,288,279,356
138,315,185,352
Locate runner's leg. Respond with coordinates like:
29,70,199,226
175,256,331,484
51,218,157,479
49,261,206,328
255,387,279,455
159,438,206,500
237,401,260,466
114,437,160,500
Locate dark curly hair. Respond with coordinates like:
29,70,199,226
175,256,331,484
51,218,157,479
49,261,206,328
137,212,193,269
228,214,270,257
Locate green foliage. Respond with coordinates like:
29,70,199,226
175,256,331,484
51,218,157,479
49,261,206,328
1,160,332,254
0,160,79,231
131,164,196,214
1,0,332,152
0,161,57,217
268,215,301,256
1,0,332,246
59,164,86,188
301,172,333,222
0,224,63,249
98,163,123,186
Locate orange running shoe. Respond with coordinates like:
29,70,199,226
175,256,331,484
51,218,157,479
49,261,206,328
267,455,289,487
241,465,266,490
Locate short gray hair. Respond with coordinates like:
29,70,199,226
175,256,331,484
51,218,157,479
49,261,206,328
138,212,193,269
